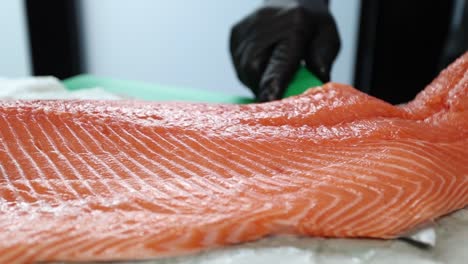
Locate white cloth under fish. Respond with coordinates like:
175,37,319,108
1,76,466,264
0,76,125,100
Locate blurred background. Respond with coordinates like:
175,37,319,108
1,0,465,103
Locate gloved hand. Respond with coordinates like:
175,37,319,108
230,0,340,102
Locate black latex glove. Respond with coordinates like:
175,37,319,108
230,0,340,102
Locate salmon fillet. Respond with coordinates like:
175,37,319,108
0,53,467,263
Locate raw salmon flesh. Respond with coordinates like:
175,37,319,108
0,53,467,263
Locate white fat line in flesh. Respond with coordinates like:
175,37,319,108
224,202,277,244
179,131,292,194
195,132,344,210
0,225,77,264
108,127,202,201
301,147,434,233
204,136,349,226
452,192,468,213
104,124,209,199
71,230,146,257
294,143,444,221
200,219,229,247
223,137,339,189
393,141,458,177
30,229,92,262
139,208,271,251
58,117,145,200
232,138,352,186
154,131,235,195
378,140,458,185
198,204,277,247
0,245,29,264
341,142,460,234
0,163,23,203
90,121,191,198
442,139,468,153
269,198,318,232
327,165,418,235
352,174,459,235
232,140,374,233
50,214,169,259
298,192,343,235
332,140,459,213
53,216,166,261
173,133,257,193
166,129,278,194
194,134,296,191
104,239,179,260
0,116,72,201
80,214,193,254
253,141,424,236
195,135,296,194
314,144,442,223
388,142,460,208
0,215,66,244
124,126,231,209
157,226,200,251
117,130,227,212
178,202,280,246
206,135,305,190
237,140,387,231
298,162,375,233
375,179,468,237
446,185,468,211
207,200,299,245
34,114,100,202
95,232,158,256
84,224,173,258
181,131,284,190
42,115,117,199
199,140,317,207
107,222,194,254
430,141,468,169
110,125,209,203
0,119,34,204
72,121,175,209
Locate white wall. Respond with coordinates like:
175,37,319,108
330,0,360,85
80,0,360,96
0,0,31,77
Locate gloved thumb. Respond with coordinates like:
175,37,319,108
305,16,341,83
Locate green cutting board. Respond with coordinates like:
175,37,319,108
63,67,322,104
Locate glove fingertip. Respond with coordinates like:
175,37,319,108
308,63,331,83
258,77,283,102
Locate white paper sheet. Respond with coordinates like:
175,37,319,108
1,76,466,264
